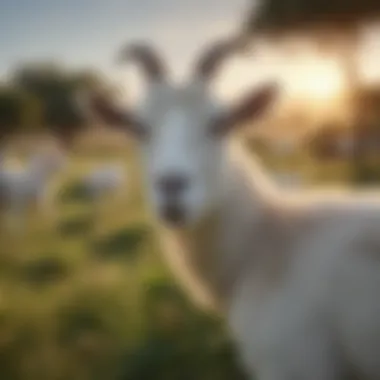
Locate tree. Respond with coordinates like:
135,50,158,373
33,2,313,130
11,62,108,147
0,86,43,141
0,61,120,148
244,0,380,184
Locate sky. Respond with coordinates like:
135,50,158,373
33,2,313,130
0,0,308,103
1,0,380,103
0,0,251,93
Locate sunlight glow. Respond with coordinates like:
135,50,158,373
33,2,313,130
282,58,345,101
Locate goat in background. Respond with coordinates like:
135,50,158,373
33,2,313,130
0,148,66,232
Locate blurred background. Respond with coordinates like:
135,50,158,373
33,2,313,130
1,0,380,379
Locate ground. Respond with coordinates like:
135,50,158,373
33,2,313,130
0,131,245,380
0,131,378,380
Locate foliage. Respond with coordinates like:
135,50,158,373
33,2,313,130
0,86,42,138
58,214,95,237
246,0,380,35
91,225,149,261
19,256,69,287
0,62,114,147
123,279,247,380
244,0,380,186
59,180,92,203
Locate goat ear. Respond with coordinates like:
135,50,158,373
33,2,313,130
76,92,147,138
214,83,278,135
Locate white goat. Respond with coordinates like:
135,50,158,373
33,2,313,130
0,149,66,230
272,171,303,188
81,38,380,380
82,163,126,199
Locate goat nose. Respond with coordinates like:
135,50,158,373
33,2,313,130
156,174,189,196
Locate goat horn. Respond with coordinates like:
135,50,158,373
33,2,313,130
193,36,246,80
116,43,167,81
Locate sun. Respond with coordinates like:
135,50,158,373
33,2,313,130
283,58,345,101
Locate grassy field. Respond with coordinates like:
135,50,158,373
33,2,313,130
0,133,245,380
1,132,378,380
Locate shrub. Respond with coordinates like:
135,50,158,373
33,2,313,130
58,215,94,237
20,256,68,286
91,225,149,261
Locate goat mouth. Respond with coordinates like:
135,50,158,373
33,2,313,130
159,204,187,227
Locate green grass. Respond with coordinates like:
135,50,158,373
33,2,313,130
0,136,244,380
1,135,378,380
91,224,150,262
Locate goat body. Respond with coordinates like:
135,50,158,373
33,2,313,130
157,139,380,380
0,151,64,230
81,37,380,380
272,171,303,189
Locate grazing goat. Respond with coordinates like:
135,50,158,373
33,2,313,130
0,149,66,230
82,163,126,200
80,37,380,380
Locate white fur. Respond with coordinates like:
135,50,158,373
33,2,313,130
84,43,380,379
156,137,380,380
137,80,226,227
272,171,303,188
129,78,380,380
0,150,65,231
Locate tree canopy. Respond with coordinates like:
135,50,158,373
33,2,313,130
0,62,116,147
246,0,380,36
